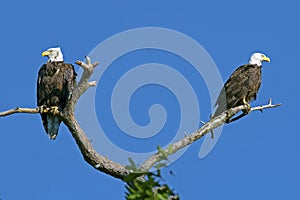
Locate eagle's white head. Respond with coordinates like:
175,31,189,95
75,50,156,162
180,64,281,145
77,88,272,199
42,47,64,62
249,52,270,66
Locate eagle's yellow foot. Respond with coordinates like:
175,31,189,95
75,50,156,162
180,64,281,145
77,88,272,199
242,97,251,114
49,106,59,114
39,105,47,114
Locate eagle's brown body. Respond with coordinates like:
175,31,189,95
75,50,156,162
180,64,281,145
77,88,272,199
214,64,262,117
37,62,76,139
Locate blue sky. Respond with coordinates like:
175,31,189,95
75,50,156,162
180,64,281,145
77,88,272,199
0,0,299,199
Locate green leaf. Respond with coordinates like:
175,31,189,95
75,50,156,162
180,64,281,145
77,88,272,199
155,162,167,170
157,146,168,160
125,157,138,171
167,145,173,154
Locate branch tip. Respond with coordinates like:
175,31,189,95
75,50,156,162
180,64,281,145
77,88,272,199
92,61,99,68
89,81,97,86
85,56,91,65
269,98,272,105
75,60,82,66
199,120,206,125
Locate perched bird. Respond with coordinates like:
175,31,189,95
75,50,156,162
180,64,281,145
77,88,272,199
37,47,77,139
213,52,270,120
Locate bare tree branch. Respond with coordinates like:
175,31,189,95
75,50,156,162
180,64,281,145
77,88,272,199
0,56,281,181
68,57,99,110
0,107,39,117
61,57,130,180
62,115,130,179
139,100,281,171
251,98,281,112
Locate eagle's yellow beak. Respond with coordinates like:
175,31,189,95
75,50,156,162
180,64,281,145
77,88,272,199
263,55,270,62
42,51,50,57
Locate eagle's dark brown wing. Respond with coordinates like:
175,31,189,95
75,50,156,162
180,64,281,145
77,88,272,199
213,64,262,117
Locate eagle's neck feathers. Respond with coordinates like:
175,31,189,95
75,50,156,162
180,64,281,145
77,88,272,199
48,55,63,62
249,58,262,66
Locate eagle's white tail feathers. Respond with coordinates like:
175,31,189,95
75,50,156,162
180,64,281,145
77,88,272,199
47,115,60,140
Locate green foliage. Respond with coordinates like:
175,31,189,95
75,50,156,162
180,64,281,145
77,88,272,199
124,155,179,200
154,145,174,169
126,157,139,172
125,170,179,200
157,146,169,161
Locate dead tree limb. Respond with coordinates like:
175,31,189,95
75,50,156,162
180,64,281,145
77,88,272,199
0,56,281,180
138,100,281,171
0,107,39,117
60,57,130,180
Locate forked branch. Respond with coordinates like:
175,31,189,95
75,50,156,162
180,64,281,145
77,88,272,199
0,56,281,181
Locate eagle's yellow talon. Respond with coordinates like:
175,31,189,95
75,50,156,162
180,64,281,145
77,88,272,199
242,96,251,114
49,106,59,114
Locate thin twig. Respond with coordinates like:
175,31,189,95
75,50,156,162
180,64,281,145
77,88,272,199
0,107,39,117
251,98,281,111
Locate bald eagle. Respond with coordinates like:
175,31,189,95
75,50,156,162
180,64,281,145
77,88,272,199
37,47,77,139
213,52,270,120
